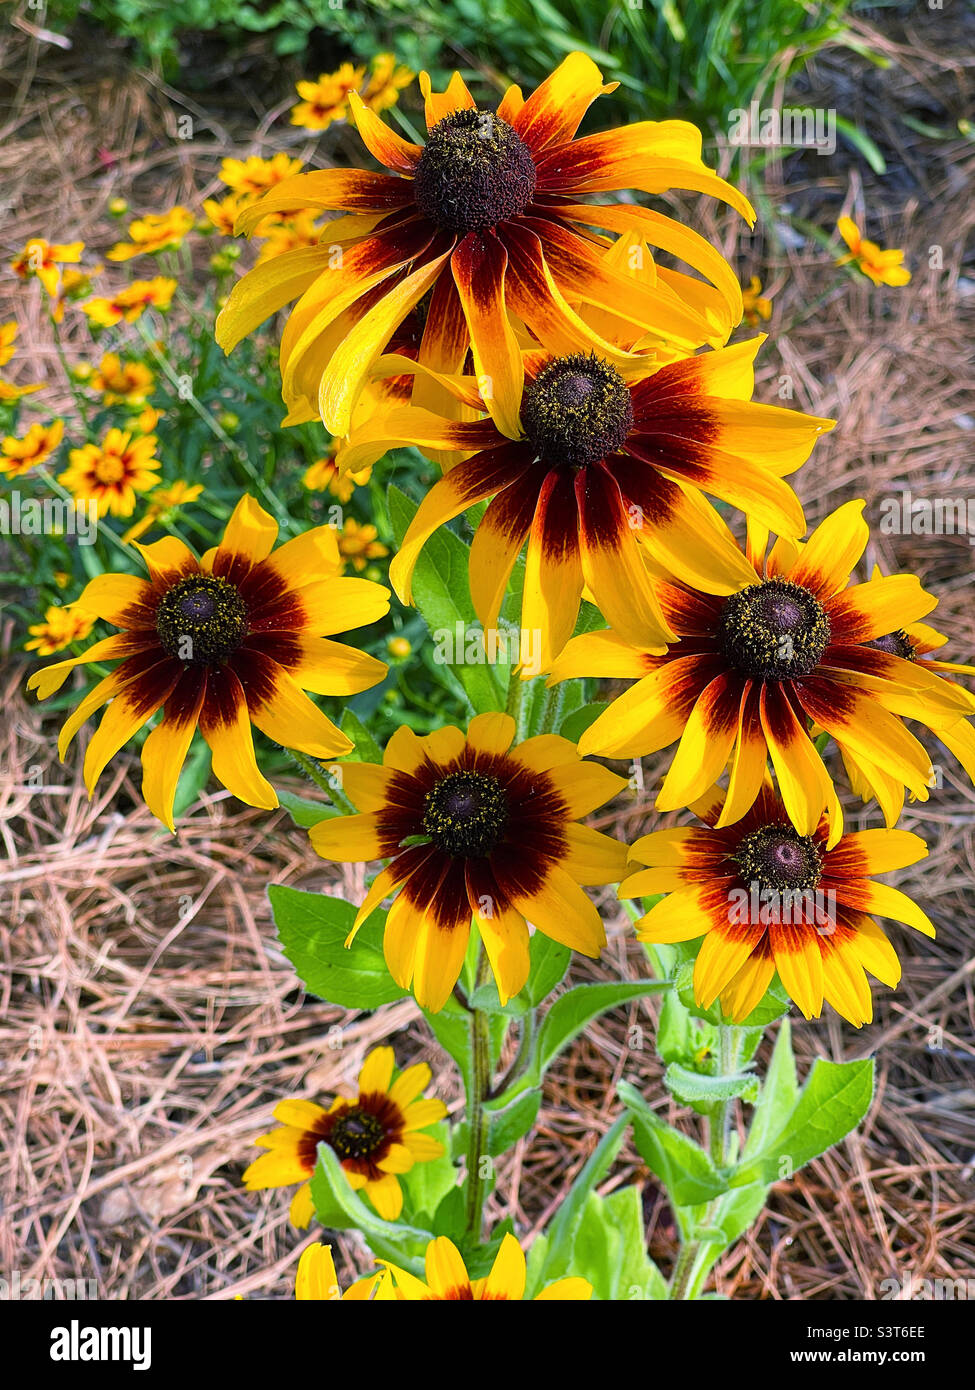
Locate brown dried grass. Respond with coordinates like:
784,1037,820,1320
1,9,973,1300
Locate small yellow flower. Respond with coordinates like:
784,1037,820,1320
203,192,252,237
0,321,18,368
338,517,388,572
107,208,195,262
59,428,162,517
136,405,163,434
295,1244,395,1302
384,1234,592,1302
83,278,177,327
219,153,304,196
0,377,43,403
290,63,365,130
11,238,84,300
91,353,155,405
742,275,772,326
52,263,103,323
120,479,204,543
362,53,414,116
836,216,911,287
303,451,371,502
0,420,65,479
243,1046,447,1228
53,570,71,589
386,635,411,660
25,604,95,656
254,211,323,264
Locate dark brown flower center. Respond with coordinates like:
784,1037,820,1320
866,629,916,660
718,578,830,680
523,353,634,469
733,823,823,893
413,109,536,234
328,1107,386,1160
155,574,248,665
423,770,508,857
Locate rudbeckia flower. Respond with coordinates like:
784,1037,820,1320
384,1233,592,1300
120,480,205,545
82,278,177,327
361,53,415,117
295,1243,395,1300
337,517,388,572
106,207,195,261
216,51,755,436
243,1047,447,1225
0,419,64,479
302,451,371,501
836,216,911,287
340,333,832,670
621,781,934,1027
220,153,305,196
554,502,975,835
26,496,389,831
59,428,162,517
290,63,367,131
309,713,628,1012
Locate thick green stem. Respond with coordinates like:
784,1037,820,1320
464,949,493,1242
285,748,355,815
537,681,565,736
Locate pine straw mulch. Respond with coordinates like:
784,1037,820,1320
1,8,973,1299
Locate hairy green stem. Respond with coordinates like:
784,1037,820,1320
464,949,493,1242
285,748,355,815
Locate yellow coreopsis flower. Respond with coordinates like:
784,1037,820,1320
59,428,162,517
25,604,95,656
82,278,177,327
337,517,389,572
11,238,84,299
107,208,195,261
91,353,155,405
295,1243,395,1301
27,495,390,830
203,192,251,237
290,62,365,130
303,452,372,502
836,216,911,287
385,1234,592,1301
120,479,204,543
219,153,304,196
362,53,415,116
0,321,18,367
52,263,103,322
243,1047,447,1226
0,419,65,479
742,275,772,326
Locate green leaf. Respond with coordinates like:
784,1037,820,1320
485,1088,541,1156
527,981,669,1087
340,707,383,763
556,1184,668,1301
619,1080,728,1206
731,1056,875,1188
743,1018,798,1160
835,115,887,174
524,933,571,1007
309,1144,429,1266
399,1122,458,1225
387,485,504,713
529,1113,630,1296
559,700,609,743
664,1062,759,1115
276,789,336,828
270,885,406,1008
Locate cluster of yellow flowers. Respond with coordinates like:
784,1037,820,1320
291,53,414,131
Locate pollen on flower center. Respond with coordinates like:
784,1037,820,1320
155,574,248,664
422,770,509,857
866,629,916,660
412,109,537,234
94,456,126,484
328,1107,386,1160
718,578,830,680
733,822,823,893
522,353,634,469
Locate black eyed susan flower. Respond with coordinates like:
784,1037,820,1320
243,1047,447,1226
552,502,975,836
26,496,389,831
295,1243,395,1300
216,51,755,436
339,332,833,671
621,781,934,1026
384,1233,592,1301
309,713,628,1012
